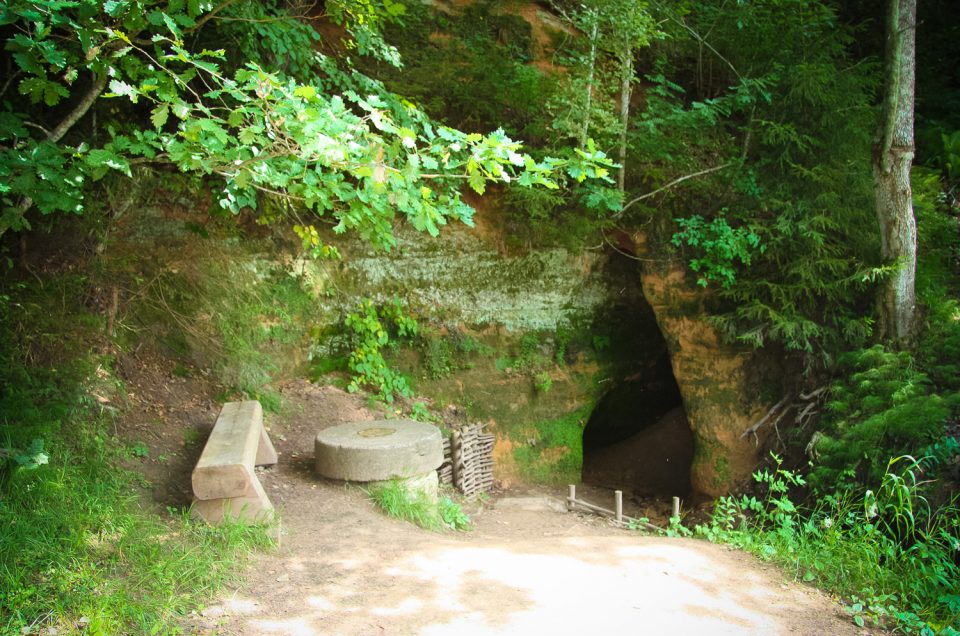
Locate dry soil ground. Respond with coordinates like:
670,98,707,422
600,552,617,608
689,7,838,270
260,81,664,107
116,354,879,636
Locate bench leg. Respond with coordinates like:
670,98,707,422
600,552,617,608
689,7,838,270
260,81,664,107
192,476,274,525
255,420,278,466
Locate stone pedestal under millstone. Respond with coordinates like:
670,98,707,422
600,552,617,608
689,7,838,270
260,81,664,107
315,419,443,482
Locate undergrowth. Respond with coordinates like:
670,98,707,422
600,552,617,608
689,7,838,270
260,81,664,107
344,298,419,403
101,205,317,412
697,454,960,634
810,344,959,490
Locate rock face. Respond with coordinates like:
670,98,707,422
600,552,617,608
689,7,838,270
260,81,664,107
638,263,775,497
116,184,782,497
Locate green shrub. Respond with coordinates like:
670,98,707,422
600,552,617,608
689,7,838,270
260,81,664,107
422,336,455,380
534,371,553,393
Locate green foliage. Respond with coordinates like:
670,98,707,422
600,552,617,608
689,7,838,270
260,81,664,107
939,130,960,181
367,481,471,531
592,335,611,352
128,441,150,459
370,0,549,140
408,401,433,422
533,371,553,394
345,298,419,403
913,166,960,390
215,0,325,81
0,0,617,246
355,0,626,251
624,1,882,359
0,437,48,470
671,213,764,288
810,345,958,490
697,455,960,634
495,331,570,395
417,329,494,381
438,496,472,531
545,0,661,149
421,335,455,380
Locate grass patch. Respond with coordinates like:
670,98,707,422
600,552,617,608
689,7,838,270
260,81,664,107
367,480,471,531
0,381,276,634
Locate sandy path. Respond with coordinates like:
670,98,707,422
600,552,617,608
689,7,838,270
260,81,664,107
179,381,870,636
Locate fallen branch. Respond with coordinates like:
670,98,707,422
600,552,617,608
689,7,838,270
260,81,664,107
741,386,828,445
740,395,791,445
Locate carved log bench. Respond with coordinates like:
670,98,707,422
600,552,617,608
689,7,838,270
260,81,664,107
192,400,278,524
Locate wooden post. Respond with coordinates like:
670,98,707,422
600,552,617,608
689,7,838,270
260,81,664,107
106,285,119,337
672,496,681,519
452,428,463,492
568,484,576,511
615,490,623,524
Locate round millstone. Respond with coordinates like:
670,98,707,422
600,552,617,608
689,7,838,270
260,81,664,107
314,419,444,482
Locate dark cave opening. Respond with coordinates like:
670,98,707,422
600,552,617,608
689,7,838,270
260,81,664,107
580,251,694,498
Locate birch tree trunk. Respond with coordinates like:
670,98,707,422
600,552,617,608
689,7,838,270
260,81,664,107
617,49,633,192
579,18,599,149
873,0,917,345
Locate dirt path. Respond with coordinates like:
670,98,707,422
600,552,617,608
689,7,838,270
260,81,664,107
175,381,869,636
114,363,868,636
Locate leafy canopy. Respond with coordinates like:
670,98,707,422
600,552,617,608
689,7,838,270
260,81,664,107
0,0,617,247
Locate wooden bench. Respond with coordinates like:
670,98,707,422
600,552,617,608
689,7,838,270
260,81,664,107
192,400,278,524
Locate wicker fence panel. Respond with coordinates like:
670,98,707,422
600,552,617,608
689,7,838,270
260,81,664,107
442,424,494,497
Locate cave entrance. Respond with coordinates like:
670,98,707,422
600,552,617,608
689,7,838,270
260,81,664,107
581,250,694,498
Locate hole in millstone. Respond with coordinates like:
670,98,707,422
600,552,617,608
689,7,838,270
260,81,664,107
357,427,397,438
580,248,694,501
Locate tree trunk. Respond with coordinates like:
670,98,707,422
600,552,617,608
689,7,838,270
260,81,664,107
579,18,599,149
873,0,917,346
617,48,633,192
